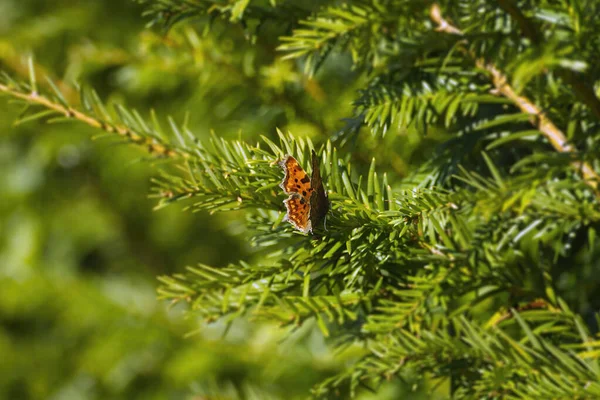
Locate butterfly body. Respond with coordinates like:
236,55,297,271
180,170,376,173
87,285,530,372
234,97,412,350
278,151,329,234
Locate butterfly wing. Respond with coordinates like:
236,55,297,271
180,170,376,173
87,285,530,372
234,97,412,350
283,193,312,233
279,155,314,233
309,150,329,231
278,155,314,199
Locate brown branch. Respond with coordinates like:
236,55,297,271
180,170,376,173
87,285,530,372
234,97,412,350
0,82,189,160
430,4,599,192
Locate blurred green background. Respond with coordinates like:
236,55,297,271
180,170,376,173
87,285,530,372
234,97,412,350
0,1,432,399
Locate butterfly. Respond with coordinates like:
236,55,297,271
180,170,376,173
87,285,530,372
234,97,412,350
278,150,329,234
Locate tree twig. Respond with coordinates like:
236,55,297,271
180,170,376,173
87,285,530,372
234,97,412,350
430,4,599,193
0,45,80,105
0,82,188,160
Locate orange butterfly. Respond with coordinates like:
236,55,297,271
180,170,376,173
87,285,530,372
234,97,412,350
278,150,329,234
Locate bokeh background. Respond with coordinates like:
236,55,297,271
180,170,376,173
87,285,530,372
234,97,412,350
0,1,438,399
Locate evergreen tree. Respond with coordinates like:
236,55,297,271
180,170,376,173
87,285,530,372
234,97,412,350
2,0,600,398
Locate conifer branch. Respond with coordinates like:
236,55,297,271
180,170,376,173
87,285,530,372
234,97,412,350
0,76,188,160
495,0,600,121
314,312,600,399
430,4,600,193
0,48,79,105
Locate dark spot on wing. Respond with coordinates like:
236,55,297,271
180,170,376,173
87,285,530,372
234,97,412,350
300,198,305,205
300,175,310,184
302,191,307,196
